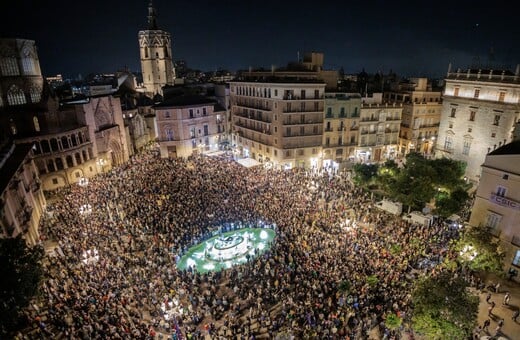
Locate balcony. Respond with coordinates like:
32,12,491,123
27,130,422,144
234,102,271,111
283,120,322,126
283,95,324,100
324,127,333,132
235,121,272,135
234,112,271,123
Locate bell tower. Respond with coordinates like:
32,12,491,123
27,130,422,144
138,0,176,97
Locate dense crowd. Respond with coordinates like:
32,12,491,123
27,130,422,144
23,147,473,339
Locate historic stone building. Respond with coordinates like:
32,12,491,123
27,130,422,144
435,66,520,182
230,80,325,170
0,142,46,245
358,94,402,162
138,1,176,96
155,96,226,158
469,140,520,280
322,93,361,169
384,78,442,156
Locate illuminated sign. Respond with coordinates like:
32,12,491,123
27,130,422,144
490,194,520,210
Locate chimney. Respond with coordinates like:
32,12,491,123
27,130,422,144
447,63,452,76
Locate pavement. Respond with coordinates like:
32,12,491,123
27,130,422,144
475,273,520,340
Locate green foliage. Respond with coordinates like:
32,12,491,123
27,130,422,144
366,275,379,287
0,236,44,336
385,313,402,331
352,163,379,187
411,272,479,339
456,226,504,274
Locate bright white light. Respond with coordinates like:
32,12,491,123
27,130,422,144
257,243,265,250
187,258,197,268
260,230,268,240
203,263,215,270
460,245,478,261
78,177,89,187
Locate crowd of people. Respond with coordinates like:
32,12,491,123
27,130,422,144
23,146,478,339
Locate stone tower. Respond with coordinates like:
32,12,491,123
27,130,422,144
138,1,175,97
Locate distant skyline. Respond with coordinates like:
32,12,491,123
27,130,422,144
1,0,518,79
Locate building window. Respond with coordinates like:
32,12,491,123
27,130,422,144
7,85,26,106
462,139,471,155
165,128,173,141
491,132,496,138
498,92,505,102
469,111,476,121
22,57,35,75
496,186,506,197
326,107,332,117
444,136,453,151
0,57,19,76
468,127,472,133
274,89,278,96
30,87,41,103
189,109,194,118
493,115,500,126
52,178,58,185
450,108,456,118
165,111,170,118
449,122,453,128
503,174,509,180
485,211,502,230
203,125,209,136
453,87,459,96
474,89,480,98
203,107,207,115
512,250,520,266
190,127,195,138
33,116,40,132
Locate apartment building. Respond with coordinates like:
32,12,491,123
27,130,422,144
229,80,325,170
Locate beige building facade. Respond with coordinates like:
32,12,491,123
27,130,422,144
385,78,442,156
155,96,226,158
230,81,325,170
358,95,402,162
322,93,361,169
0,143,46,246
138,1,176,96
469,140,520,279
435,67,520,182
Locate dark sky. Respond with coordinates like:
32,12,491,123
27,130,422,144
1,0,518,79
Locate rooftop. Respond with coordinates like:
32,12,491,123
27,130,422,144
153,95,216,108
488,140,520,156
446,67,520,84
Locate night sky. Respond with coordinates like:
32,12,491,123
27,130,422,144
1,0,518,79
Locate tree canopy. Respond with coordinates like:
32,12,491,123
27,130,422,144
0,236,44,336
352,153,470,215
412,271,479,339
456,226,504,274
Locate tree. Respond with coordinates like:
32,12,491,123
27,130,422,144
412,271,479,339
352,163,379,188
435,187,469,217
456,226,504,274
0,236,44,336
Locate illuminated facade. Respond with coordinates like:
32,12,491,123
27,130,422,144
469,140,520,280
230,81,325,169
358,94,402,162
0,142,46,246
138,1,176,96
435,67,520,182
384,78,442,156
322,93,361,168
155,96,226,158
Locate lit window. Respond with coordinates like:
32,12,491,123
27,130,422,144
30,86,41,103
453,87,459,97
22,57,35,75
444,136,453,151
7,85,26,105
33,116,40,132
0,57,19,76
498,92,505,102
